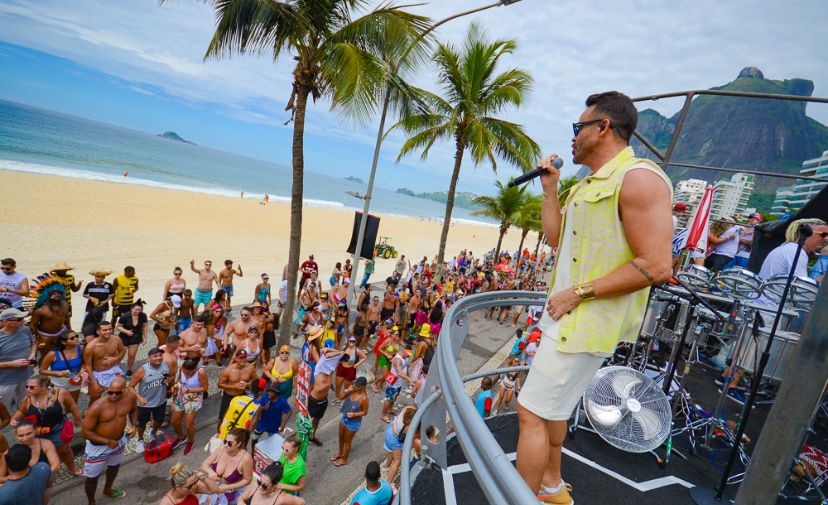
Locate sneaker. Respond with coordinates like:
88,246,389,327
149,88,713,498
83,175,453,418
183,440,194,455
309,437,323,447
172,437,187,450
538,483,574,505
722,388,746,405
125,370,132,378
135,439,145,453
713,376,726,387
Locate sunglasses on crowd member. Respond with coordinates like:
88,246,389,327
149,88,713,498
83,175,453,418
106,389,126,396
572,118,612,137
817,231,828,238
223,439,237,446
256,477,270,490
0,266,12,272
279,351,290,355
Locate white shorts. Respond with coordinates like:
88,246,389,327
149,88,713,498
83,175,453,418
518,333,605,421
84,435,126,478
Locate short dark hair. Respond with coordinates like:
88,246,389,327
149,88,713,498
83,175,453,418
193,314,207,324
166,334,180,345
97,321,112,330
1,258,15,267
263,461,284,484
365,461,381,482
585,91,637,143
5,444,32,472
124,266,135,274
225,259,233,266
182,358,199,370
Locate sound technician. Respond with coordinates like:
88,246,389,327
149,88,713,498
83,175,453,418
515,91,674,504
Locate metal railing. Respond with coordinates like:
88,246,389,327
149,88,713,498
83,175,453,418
398,290,547,505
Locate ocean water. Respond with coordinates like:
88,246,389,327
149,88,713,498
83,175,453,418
0,99,492,225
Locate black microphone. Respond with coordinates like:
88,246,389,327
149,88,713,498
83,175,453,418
507,157,564,187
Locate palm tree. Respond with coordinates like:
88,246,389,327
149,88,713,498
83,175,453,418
513,193,542,258
390,23,540,280
472,181,527,261
192,0,429,345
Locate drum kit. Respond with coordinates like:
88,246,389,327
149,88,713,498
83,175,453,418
623,265,819,473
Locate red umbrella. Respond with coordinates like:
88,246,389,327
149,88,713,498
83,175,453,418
495,264,516,275
684,186,715,252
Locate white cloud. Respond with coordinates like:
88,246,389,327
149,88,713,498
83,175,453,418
1,0,826,193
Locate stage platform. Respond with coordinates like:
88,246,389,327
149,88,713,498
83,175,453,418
409,364,828,505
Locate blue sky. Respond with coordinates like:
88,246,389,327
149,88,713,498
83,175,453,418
1,0,827,194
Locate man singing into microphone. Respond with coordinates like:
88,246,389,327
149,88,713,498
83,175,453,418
516,91,673,504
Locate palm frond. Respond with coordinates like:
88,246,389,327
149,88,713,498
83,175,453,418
203,0,300,60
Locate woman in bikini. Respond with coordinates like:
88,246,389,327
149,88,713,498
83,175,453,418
334,336,367,402
158,462,219,505
239,461,305,504
234,326,262,367
200,428,253,505
264,345,298,400
162,267,187,300
371,330,401,393
329,262,342,288
150,297,177,347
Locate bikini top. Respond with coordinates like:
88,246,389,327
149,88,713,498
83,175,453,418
243,485,282,505
211,453,243,484
271,360,294,380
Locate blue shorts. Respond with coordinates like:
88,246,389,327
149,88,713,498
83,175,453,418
194,289,212,306
178,318,193,332
385,385,401,403
40,420,66,447
341,416,362,432
221,285,234,297
383,422,403,452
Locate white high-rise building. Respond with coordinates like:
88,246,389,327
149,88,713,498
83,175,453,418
771,185,796,216
710,173,755,220
780,150,828,214
673,178,707,227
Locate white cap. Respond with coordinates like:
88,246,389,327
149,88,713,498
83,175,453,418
170,294,182,308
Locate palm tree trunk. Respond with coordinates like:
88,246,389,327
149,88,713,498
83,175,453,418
517,228,529,259
494,222,508,261
534,232,544,257
436,132,465,282
278,85,310,346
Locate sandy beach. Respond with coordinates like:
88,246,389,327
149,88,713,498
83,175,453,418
2,171,537,327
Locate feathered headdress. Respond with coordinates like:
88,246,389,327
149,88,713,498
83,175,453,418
30,273,66,308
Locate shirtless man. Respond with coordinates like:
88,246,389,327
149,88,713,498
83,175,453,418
216,349,258,423
178,314,208,362
218,260,243,308
83,321,126,402
176,289,195,332
307,347,347,446
189,259,219,313
407,289,422,338
224,307,259,353
381,286,399,324
30,289,71,362
162,334,180,380
365,296,381,342
82,376,136,505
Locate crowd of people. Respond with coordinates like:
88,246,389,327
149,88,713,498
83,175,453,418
0,248,549,505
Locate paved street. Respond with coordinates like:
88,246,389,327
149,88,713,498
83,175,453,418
50,291,521,505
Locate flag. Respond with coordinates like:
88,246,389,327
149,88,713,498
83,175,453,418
684,186,715,253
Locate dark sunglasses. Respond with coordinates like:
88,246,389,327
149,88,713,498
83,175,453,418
257,477,269,490
223,439,237,446
572,118,611,137
817,232,828,238
0,267,12,271
5,318,23,322
25,385,38,389
279,351,290,355
106,389,126,396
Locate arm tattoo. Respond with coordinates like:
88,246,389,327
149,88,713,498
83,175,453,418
631,260,655,283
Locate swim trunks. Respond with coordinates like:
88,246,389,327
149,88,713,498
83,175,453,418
307,396,328,420
221,284,234,298
194,288,213,306
93,365,125,388
84,435,126,478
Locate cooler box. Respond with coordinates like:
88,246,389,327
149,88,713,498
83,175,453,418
253,432,285,477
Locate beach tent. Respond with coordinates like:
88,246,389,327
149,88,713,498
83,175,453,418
748,185,828,273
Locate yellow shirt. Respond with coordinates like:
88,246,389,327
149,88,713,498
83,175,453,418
550,147,672,354
114,274,139,305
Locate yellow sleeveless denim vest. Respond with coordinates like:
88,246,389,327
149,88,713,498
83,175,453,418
551,147,672,354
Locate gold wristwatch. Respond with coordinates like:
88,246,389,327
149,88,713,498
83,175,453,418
573,282,596,301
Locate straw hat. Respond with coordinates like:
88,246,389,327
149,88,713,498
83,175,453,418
307,325,324,341
89,269,112,277
52,261,74,271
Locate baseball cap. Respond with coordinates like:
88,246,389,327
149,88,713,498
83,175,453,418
235,349,249,360
148,347,164,356
266,382,281,394
0,308,26,321
348,335,357,342
279,345,291,354
170,294,182,308
384,318,394,325
673,203,687,212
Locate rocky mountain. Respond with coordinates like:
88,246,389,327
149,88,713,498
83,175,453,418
395,187,480,209
633,67,828,209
